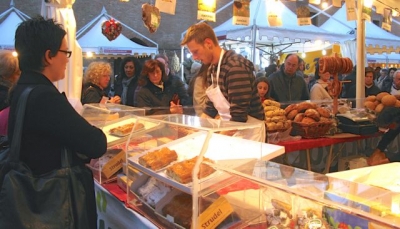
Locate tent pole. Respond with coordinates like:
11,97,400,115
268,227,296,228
356,0,365,108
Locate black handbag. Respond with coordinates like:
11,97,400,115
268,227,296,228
0,87,95,229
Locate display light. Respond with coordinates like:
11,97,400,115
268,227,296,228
364,0,373,8
12,51,18,57
86,52,93,58
301,52,306,58
392,8,400,17
322,49,327,55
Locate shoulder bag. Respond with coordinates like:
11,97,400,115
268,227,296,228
0,86,94,229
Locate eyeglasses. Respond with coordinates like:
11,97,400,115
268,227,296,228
58,50,72,58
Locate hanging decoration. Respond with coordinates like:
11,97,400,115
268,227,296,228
232,0,250,26
197,0,216,22
296,0,311,26
267,0,283,27
155,0,177,15
332,0,342,7
345,0,357,21
101,18,122,41
142,3,161,33
170,51,180,75
382,8,392,32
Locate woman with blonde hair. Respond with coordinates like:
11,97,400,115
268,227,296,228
0,50,21,135
81,61,120,104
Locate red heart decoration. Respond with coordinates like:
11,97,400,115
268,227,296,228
101,19,122,41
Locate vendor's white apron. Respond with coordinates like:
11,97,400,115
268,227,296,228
205,50,266,142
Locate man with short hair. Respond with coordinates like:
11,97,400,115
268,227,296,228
180,22,264,123
375,68,388,89
346,67,380,98
388,70,400,97
268,54,310,102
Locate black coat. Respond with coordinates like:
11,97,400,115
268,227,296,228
114,75,139,106
81,82,107,105
8,71,107,229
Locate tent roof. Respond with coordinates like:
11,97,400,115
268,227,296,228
367,52,400,63
0,0,30,49
320,3,400,54
214,0,352,53
77,7,157,56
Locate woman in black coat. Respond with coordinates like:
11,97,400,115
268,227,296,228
114,56,142,106
6,17,107,229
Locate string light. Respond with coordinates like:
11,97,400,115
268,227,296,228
392,8,400,17
364,0,373,8
322,49,327,55
321,0,328,9
86,52,93,58
12,51,18,57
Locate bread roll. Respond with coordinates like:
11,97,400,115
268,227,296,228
283,120,291,129
266,111,275,117
364,101,376,111
272,109,285,116
270,101,281,108
396,100,400,108
320,117,331,122
266,122,277,131
376,92,390,102
287,109,298,120
293,113,304,122
381,95,397,107
304,109,320,121
301,117,317,124
264,105,279,111
265,117,272,123
296,102,317,112
275,121,284,130
284,104,298,116
375,103,385,113
316,107,330,118
366,95,376,102
271,115,286,123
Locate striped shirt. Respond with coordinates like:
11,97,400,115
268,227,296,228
204,50,264,122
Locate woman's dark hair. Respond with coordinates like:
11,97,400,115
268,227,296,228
15,16,66,72
138,59,167,86
254,76,270,98
265,64,277,77
314,61,321,79
119,56,142,79
188,64,209,96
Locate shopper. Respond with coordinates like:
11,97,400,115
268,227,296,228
136,59,184,115
114,56,142,106
255,76,270,103
268,54,310,103
0,50,21,135
181,22,264,123
310,61,332,102
188,63,210,116
81,61,121,104
4,16,107,228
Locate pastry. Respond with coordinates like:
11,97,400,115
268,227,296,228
287,109,298,120
365,95,376,102
296,102,317,112
304,109,320,121
375,103,385,113
376,92,390,102
364,101,376,111
271,115,286,123
316,107,330,118
381,95,397,107
166,156,215,184
109,122,145,136
264,105,279,111
301,117,317,124
284,104,298,116
294,113,304,122
138,147,178,170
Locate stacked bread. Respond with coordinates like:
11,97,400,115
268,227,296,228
364,92,400,113
285,102,332,124
263,99,292,132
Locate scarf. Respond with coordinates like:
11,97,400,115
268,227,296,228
121,77,134,105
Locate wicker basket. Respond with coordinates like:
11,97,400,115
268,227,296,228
291,121,333,139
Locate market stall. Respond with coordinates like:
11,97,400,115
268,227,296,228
76,7,158,58
0,0,30,50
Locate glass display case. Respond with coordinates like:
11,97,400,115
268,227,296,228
81,103,146,183
124,114,283,228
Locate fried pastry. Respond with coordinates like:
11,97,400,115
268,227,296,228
139,147,178,170
166,156,215,184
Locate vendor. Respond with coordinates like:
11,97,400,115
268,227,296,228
368,106,400,165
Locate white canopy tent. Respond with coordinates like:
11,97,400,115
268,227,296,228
213,0,353,64
0,0,30,50
76,7,158,57
367,52,400,66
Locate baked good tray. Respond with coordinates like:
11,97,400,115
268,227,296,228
100,115,164,147
128,131,285,194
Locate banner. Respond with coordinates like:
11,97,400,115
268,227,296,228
345,0,357,21
382,8,392,32
155,0,176,15
233,0,250,26
197,0,216,22
296,0,311,26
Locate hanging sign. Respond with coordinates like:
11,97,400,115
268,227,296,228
296,0,311,26
101,19,122,41
267,0,282,27
332,0,342,7
233,0,250,26
197,0,216,22
345,0,357,21
309,0,320,4
362,5,372,21
382,8,392,32
155,0,176,15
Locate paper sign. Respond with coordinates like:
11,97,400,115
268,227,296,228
309,0,320,4
197,196,233,229
362,5,372,21
233,0,250,26
296,0,311,26
345,0,357,21
332,0,342,7
155,0,176,15
382,8,392,32
197,0,216,22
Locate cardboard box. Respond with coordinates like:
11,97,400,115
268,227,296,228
100,149,126,179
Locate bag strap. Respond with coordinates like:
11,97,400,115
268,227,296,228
9,86,36,162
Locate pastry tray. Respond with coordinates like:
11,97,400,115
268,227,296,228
128,131,285,194
100,115,164,147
